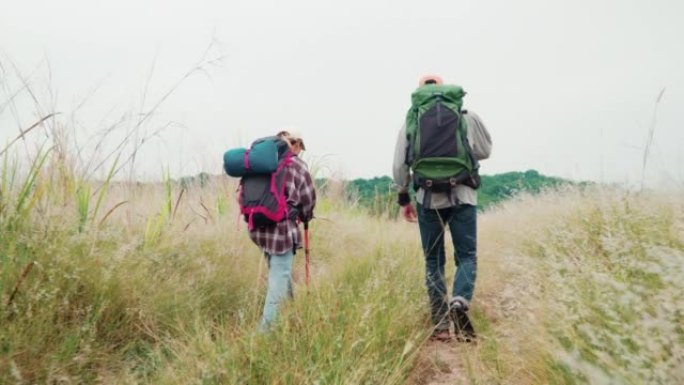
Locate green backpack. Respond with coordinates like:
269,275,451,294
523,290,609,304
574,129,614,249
405,84,480,192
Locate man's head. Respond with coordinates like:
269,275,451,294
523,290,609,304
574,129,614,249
418,74,443,86
276,129,306,155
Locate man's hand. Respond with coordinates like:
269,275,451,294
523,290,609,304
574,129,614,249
397,192,416,222
402,204,417,222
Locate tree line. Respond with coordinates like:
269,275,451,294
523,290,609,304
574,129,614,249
334,170,583,217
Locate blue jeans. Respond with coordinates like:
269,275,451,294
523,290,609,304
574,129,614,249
258,250,294,332
417,203,477,324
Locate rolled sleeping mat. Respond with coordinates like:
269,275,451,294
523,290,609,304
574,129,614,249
224,147,248,177
223,139,279,177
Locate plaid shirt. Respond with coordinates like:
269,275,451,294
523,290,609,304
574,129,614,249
248,156,316,255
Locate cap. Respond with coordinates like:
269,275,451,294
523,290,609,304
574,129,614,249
418,74,443,86
277,129,306,151
288,130,306,151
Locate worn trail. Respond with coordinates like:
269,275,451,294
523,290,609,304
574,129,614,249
408,339,470,385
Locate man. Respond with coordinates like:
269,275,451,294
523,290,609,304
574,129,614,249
393,75,492,341
249,130,316,332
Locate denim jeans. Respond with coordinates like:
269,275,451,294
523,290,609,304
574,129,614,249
417,203,477,324
258,249,294,332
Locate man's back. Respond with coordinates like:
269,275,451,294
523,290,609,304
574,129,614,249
393,109,492,208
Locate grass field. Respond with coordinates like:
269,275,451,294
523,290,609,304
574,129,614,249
1,147,683,384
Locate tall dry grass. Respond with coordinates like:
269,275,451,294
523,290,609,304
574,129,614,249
0,140,435,383
3,143,683,385
457,187,684,384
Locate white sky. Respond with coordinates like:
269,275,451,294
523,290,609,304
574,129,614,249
1,0,683,187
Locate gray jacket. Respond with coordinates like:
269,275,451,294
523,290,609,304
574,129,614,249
392,110,492,208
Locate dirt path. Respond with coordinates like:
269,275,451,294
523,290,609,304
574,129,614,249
407,339,470,385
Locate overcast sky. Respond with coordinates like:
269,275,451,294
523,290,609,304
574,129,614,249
1,0,683,187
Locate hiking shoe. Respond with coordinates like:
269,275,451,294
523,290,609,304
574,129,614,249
430,319,452,341
450,298,476,343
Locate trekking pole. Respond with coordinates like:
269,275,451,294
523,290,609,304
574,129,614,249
304,221,311,287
